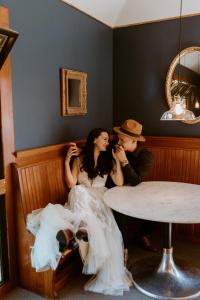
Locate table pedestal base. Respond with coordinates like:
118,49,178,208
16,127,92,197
132,248,200,299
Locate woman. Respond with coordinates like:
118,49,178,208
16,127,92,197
27,128,132,296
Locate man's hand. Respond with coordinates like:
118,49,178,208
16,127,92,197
114,145,127,163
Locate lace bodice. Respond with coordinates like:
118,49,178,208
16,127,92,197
76,157,108,188
78,170,108,188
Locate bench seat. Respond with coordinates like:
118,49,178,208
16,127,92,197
13,141,84,299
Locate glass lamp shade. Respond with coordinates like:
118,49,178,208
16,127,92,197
161,95,196,121
195,100,200,109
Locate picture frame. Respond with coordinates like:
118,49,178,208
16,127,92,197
60,68,87,116
0,26,19,70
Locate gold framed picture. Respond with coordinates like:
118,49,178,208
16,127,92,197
60,68,87,116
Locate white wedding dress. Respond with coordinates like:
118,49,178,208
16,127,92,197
27,166,133,296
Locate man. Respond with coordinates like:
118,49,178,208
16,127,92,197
106,119,157,260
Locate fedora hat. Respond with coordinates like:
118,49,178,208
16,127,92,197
113,119,145,142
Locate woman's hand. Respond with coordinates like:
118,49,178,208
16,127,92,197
65,143,80,164
65,143,80,188
112,148,119,162
111,147,124,186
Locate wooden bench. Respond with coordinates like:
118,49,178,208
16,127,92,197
13,141,84,299
13,136,200,298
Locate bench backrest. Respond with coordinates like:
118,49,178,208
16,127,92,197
14,136,200,240
145,147,200,184
16,158,67,218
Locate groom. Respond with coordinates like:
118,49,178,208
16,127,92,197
106,119,157,258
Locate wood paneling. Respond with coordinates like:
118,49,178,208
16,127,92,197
18,159,67,216
144,136,200,239
15,135,200,241
14,148,81,298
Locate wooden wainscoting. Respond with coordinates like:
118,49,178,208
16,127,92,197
14,135,200,244
144,136,200,241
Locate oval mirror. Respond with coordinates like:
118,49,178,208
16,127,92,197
166,46,200,124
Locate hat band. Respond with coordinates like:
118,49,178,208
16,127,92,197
120,127,141,137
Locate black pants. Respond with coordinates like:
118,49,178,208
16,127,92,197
113,211,157,248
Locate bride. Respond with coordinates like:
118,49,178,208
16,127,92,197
27,128,132,296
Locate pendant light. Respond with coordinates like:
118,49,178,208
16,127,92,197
195,99,200,109
0,26,19,70
160,0,195,121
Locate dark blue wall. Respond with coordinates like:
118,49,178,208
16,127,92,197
2,0,113,150
114,16,200,136
2,1,200,147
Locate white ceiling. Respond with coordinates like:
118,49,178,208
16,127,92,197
62,0,200,28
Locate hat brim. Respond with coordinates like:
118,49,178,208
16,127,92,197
113,127,146,142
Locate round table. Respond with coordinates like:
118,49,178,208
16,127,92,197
104,181,200,300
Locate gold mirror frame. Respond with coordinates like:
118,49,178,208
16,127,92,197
61,68,87,116
165,46,200,124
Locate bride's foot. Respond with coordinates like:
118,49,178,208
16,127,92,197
56,229,74,250
76,228,88,242
75,227,89,263
78,239,89,263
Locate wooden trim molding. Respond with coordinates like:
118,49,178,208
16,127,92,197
14,139,86,166
145,136,200,149
0,5,16,298
14,135,200,160
114,13,200,29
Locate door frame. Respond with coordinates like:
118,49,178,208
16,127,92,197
0,5,16,297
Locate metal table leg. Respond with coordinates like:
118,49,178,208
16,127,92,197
132,223,200,299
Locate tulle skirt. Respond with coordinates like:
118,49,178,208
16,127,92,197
68,185,133,295
27,203,75,271
27,185,133,295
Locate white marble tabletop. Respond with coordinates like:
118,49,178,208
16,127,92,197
104,181,200,224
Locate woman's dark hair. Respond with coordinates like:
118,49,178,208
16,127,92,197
81,128,113,179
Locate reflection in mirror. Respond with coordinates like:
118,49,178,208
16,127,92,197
173,52,200,117
68,79,81,107
166,47,200,124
